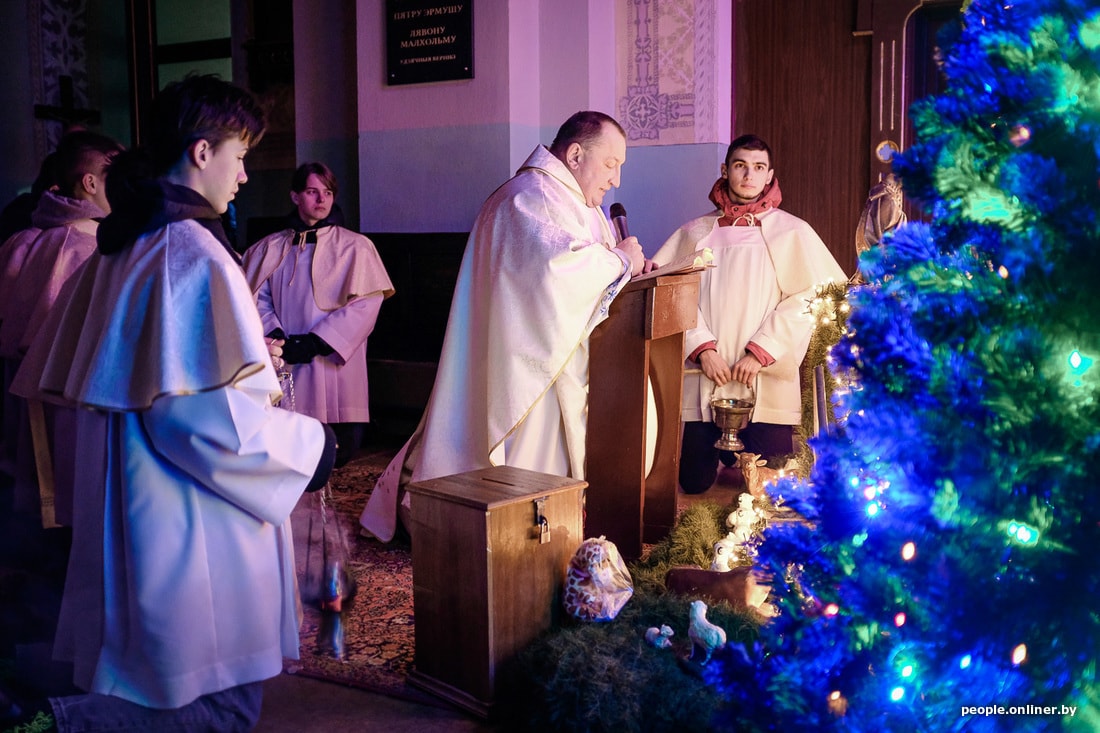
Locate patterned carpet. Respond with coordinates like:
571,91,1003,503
284,447,436,705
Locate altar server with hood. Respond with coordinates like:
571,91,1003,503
361,111,650,542
653,134,846,494
0,129,121,526
13,74,337,732
0,131,121,359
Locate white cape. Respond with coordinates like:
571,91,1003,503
14,220,327,708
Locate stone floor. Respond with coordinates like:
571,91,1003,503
254,673,497,732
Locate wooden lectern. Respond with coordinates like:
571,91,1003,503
586,271,700,559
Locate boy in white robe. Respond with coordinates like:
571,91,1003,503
653,134,846,494
11,75,337,732
361,111,651,542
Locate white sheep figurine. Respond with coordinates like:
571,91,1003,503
644,624,675,649
688,599,727,664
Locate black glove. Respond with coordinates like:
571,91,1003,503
312,333,335,356
304,424,339,492
281,333,332,364
266,328,287,341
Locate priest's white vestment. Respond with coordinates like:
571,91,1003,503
360,145,631,541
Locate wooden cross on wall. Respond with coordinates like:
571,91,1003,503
33,74,101,129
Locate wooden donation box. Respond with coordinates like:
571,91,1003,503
586,271,700,559
405,465,586,717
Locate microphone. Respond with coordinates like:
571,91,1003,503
609,202,630,242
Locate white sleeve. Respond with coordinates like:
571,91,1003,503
141,373,326,525
310,293,383,363
255,278,284,336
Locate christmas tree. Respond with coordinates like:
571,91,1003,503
711,1,1100,730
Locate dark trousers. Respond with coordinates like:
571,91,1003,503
51,681,263,733
678,420,794,495
330,422,365,468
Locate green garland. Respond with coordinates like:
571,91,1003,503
795,280,852,473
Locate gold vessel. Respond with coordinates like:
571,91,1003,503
711,395,754,452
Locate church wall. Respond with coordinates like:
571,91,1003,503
0,1,38,205
1,0,872,267
617,143,729,248
355,0,519,233
293,0,361,229
350,0,735,251
609,0,733,251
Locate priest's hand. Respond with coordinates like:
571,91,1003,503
615,235,646,277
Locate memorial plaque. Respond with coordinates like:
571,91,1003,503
386,1,473,85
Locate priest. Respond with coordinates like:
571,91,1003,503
361,111,651,542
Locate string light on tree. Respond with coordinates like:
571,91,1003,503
1068,350,1093,386
1009,124,1031,147
1006,520,1039,546
827,690,848,717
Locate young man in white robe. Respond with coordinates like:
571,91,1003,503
361,111,651,542
11,75,337,732
243,162,394,467
653,134,846,494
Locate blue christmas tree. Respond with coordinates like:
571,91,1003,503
710,1,1100,730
